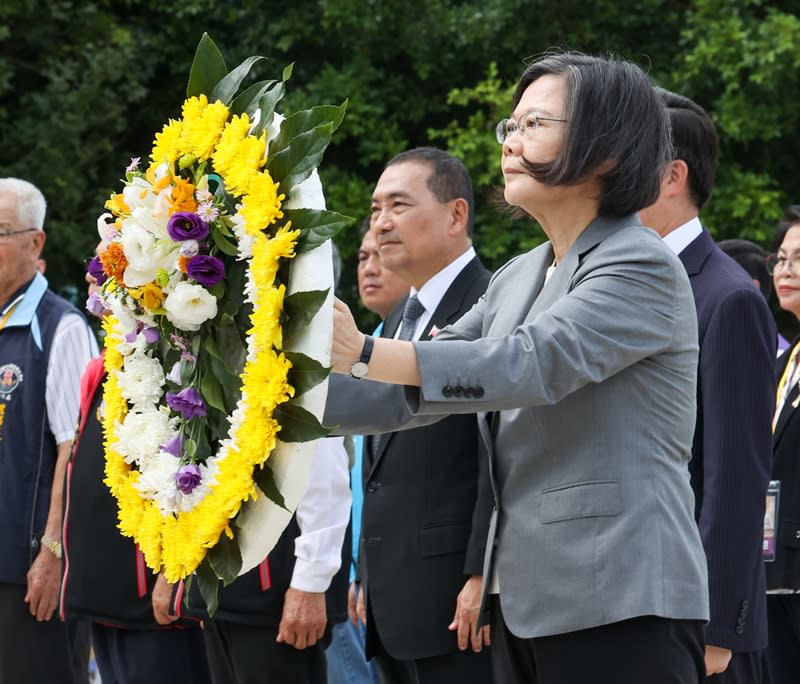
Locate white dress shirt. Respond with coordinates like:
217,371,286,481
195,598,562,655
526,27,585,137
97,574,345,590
395,246,477,341
291,435,351,592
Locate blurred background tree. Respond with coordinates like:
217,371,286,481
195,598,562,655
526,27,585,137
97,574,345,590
1,0,797,329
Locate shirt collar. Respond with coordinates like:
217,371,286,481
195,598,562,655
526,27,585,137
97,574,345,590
412,246,476,315
5,273,48,328
662,216,703,255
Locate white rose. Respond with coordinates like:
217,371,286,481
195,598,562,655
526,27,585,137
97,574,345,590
116,352,165,408
164,281,218,331
120,222,177,287
114,407,175,466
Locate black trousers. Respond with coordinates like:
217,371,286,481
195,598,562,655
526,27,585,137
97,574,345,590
367,590,492,684
489,595,706,684
0,581,76,684
763,594,800,684
203,618,332,684
91,622,212,684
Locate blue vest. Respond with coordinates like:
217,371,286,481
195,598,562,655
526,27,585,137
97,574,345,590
0,274,81,583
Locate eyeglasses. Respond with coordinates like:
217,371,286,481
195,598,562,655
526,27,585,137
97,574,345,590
0,226,37,241
766,252,800,275
495,111,567,144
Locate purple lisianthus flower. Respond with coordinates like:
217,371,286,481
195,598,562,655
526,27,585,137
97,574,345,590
175,463,202,495
85,292,106,318
166,387,207,419
186,255,226,287
142,326,160,344
167,212,209,242
87,256,107,285
160,434,183,458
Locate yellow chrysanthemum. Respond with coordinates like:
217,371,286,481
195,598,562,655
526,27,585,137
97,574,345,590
149,119,183,171
215,138,267,197
179,94,230,161
212,115,268,197
240,173,285,235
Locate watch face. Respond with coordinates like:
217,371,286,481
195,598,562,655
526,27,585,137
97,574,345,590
350,361,368,379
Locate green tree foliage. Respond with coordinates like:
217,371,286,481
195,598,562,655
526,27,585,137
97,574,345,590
1,0,797,326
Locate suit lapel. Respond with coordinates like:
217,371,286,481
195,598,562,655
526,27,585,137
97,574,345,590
526,214,634,319
773,344,798,446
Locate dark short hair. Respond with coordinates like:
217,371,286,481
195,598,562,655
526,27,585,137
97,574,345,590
718,238,771,299
657,88,719,210
773,204,800,251
385,147,475,235
511,52,670,217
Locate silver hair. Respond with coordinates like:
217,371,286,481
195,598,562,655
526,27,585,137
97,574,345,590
0,178,47,230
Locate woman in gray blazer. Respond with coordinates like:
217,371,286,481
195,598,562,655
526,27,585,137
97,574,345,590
331,53,709,683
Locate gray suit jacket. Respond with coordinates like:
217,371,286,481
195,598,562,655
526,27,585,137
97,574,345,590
326,214,709,640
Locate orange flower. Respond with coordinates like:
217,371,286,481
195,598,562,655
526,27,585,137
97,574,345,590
171,178,197,214
99,243,128,283
178,255,190,273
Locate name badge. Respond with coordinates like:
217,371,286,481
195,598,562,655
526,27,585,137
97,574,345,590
764,480,780,562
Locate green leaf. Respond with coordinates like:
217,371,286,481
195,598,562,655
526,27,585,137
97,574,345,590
266,122,334,190
282,63,294,82
229,79,277,117
201,368,227,412
211,356,242,411
211,227,239,257
283,350,331,398
250,82,286,138
274,402,332,442
211,56,266,105
284,208,353,253
251,462,289,511
269,103,347,156
221,261,246,319
282,289,329,345
195,559,221,617
215,317,247,372
186,33,227,98
206,530,242,586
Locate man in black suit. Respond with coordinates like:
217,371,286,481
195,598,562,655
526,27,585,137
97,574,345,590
640,90,776,683
352,147,493,683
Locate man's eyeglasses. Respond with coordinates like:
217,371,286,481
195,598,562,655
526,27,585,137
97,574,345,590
0,226,37,241
766,252,800,276
495,111,567,144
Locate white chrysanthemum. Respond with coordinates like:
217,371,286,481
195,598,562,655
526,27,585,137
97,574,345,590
134,450,180,514
117,352,165,408
230,208,254,260
164,281,218,331
114,407,174,466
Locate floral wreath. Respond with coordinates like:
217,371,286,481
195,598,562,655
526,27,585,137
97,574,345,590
89,34,349,607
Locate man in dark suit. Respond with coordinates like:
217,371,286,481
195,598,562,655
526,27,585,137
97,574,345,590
353,147,493,683
640,89,776,683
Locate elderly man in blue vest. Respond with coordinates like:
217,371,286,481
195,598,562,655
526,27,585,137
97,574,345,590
0,178,98,682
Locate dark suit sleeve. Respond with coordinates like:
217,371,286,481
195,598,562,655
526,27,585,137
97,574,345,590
698,286,775,648
464,429,494,575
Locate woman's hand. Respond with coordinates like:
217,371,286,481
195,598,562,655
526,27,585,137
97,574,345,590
332,297,365,375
